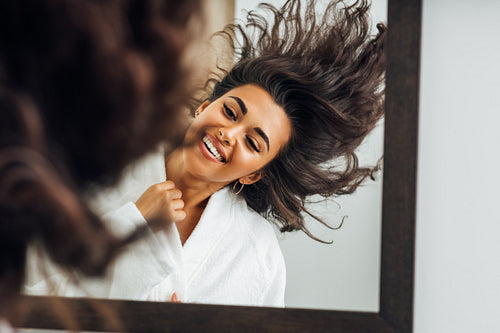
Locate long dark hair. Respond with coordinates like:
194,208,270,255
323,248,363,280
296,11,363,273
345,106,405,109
0,0,201,319
208,0,385,241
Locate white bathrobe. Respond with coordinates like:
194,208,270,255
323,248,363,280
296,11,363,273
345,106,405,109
25,148,286,307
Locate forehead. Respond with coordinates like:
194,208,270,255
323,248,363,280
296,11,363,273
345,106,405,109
222,84,291,152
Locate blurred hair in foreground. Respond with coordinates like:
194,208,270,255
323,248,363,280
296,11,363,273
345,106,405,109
0,0,202,324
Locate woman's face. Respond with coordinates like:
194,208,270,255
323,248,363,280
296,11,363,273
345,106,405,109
181,84,292,185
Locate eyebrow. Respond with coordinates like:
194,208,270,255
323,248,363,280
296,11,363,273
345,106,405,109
254,127,270,152
229,96,247,115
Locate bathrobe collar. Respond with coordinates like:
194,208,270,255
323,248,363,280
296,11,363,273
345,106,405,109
176,186,238,282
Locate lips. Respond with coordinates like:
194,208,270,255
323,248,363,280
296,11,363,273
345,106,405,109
201,132,226,162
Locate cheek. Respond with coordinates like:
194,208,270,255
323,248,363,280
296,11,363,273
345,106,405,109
234,152,272,174
183,123,202,144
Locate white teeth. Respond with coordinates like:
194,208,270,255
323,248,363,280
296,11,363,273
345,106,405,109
203,136,224,162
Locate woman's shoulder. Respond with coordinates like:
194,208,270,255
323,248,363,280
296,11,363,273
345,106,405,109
203,187,286,306
221,188,277,237
231,192,286,305
224,188,284,263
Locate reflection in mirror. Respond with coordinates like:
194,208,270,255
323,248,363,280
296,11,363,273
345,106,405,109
236,0,387,311
24,0,387,312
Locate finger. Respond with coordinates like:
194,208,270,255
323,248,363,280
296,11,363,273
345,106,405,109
166,188,182,200
154,180,176,191
170,292,181,303
170,199,184,210
172,210,186,222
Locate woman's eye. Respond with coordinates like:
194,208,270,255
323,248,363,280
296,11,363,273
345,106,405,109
223,103,236,121
247,137,260,152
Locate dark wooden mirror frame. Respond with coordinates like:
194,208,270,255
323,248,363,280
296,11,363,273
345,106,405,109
13,1,421,332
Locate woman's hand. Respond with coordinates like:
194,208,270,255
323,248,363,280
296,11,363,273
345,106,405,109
135,181,186,232
170,292,182,303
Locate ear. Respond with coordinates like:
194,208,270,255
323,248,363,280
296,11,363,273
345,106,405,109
239,171,263,185
195,99,210,117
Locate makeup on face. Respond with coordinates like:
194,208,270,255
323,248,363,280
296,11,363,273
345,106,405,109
181,84,291,185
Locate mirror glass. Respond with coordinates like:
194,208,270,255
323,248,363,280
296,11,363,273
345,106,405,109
23,0,387,312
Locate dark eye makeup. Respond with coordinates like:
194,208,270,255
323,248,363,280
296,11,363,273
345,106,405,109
246,136,260,152
223,103,236,121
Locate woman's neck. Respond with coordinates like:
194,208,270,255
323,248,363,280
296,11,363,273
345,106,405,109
164,149,228,245
164,149,226,210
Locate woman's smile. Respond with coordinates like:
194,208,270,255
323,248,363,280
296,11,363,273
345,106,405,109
200,133,226,163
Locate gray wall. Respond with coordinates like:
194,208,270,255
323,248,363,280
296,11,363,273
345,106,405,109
415,0,500,332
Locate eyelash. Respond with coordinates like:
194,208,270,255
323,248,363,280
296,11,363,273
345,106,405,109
223,103,260,152
247,136,260,152
223,103,236,121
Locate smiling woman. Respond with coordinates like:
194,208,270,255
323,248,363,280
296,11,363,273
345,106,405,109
25,0,386,311
177,84,291,185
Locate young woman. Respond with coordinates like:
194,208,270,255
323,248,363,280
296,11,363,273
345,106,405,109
26,0,385,308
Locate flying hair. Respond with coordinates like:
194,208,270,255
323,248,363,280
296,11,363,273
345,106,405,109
205,0,386,242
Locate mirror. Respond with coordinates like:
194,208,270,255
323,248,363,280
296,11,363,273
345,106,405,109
24,0,387,311
15,0,420,331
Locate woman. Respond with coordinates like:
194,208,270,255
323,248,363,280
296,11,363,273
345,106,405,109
27,0,385,307
1,0,202,325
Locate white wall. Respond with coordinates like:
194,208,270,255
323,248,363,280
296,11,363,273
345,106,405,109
415,0,500,332
234,0,387,311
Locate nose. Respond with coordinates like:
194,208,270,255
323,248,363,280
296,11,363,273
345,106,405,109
218,126,240,146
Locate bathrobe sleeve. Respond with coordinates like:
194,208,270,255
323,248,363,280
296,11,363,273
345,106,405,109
103,202,180,300
24,201,162,299
23,252,87,297
24,148,171,298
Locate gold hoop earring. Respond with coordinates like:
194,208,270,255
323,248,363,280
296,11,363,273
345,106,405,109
232,181,244,195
